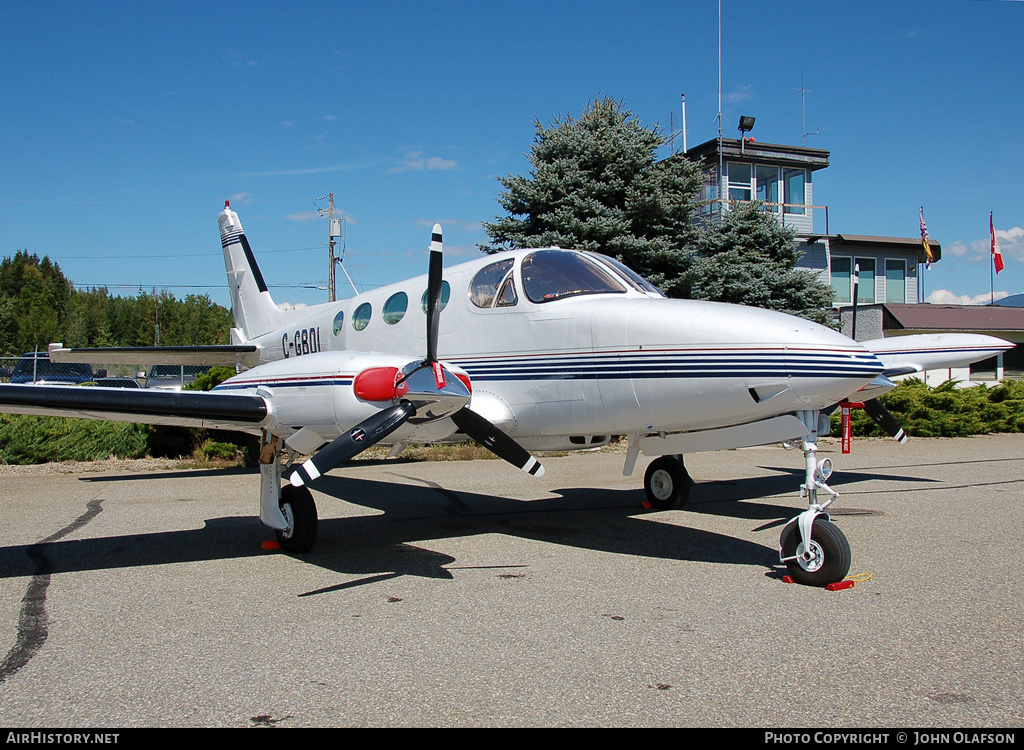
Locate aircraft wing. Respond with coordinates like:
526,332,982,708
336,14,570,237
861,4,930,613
0,383,268,432
48,343,259,367
860,333,1014,378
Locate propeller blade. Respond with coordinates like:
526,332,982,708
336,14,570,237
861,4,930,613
451,407,545,477
862,398,908,443
425,224,443,367
289,401,415,487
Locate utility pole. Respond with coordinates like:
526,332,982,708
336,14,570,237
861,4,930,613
319,192,350,301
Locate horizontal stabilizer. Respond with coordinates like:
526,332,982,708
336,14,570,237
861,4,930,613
48,343,259,367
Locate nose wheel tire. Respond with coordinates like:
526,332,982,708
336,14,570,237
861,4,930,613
643,455,692,510
275,485,318,554
780,517,851,587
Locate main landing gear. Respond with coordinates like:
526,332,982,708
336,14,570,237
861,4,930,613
643,454,692,510
276,484,318,554
259,433,319,554
778,410,852,587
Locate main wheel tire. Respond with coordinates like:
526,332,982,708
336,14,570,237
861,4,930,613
643,455,692,510
275,485,318,554
780,517,851,587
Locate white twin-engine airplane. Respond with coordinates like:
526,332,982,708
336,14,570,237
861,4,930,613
0,202,1011,586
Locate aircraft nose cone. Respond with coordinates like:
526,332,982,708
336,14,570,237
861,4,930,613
784,325,884,406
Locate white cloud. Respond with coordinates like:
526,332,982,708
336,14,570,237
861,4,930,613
926,289,1010,305
724,85,753,104
285,211,322,222
945,226,1024,265
229,192,253,205
389,152,459,173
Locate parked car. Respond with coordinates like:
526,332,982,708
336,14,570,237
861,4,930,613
144,364,211,391
10,352,94,385
88,376,143,388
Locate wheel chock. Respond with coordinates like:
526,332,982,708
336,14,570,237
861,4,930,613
781,575,855,591
261,540,281,551
641,500,654,510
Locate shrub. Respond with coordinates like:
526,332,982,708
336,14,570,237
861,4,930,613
835,378,1024,438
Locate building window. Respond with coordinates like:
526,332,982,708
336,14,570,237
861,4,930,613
885,260,906,303
856,258,876,304
970,355,998,381
784,169,806,214
1003,345,1024,379
831,256,852,304
756,165,779,208
727,162,751,201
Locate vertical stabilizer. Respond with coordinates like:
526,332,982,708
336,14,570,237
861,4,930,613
219,202,285,340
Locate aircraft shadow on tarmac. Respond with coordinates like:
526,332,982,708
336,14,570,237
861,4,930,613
0,461,933,592
0,468,838,590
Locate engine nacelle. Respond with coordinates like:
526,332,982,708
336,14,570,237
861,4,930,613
214,351,470,446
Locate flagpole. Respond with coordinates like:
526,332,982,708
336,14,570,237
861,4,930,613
991,212,995,305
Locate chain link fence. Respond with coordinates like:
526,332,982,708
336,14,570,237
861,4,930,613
0,353,209,390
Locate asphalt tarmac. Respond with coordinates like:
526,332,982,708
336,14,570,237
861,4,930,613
0,435,1022,728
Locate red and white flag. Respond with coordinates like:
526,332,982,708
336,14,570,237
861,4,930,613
991,212,1005,274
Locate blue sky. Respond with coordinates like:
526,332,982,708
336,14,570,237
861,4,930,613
2,0,1023,311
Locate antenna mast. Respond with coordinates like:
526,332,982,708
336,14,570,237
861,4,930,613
717,0,724,207
796,67,819,146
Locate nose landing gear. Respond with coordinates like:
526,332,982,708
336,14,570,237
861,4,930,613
778,410,852,587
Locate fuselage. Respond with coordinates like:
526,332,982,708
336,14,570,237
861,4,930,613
217,247,884,445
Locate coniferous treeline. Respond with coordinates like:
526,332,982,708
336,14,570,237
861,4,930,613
0,250,232,355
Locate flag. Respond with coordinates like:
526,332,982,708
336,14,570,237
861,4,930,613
991,212,1005,274
920,207,934,267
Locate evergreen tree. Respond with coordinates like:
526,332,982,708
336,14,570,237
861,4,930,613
0,251,72,353
680,201,834,324
0,252,234,355
482,97,704,290
483,98,834,324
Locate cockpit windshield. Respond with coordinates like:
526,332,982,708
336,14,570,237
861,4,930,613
591,253,666,297
521,250,626,304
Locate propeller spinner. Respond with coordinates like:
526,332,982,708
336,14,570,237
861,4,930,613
287,225,545,487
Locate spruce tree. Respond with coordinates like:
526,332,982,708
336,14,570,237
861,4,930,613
482,97,704,291
681,201,834,324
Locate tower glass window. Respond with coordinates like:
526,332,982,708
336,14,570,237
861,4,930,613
831,256,852,304
856,258,876,304
885,260,906,303
784,169,806,214
756,165,779,207
727,162,751,201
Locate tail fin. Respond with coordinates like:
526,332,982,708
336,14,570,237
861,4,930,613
219,202,285,340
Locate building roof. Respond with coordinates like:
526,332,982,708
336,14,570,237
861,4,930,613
883,303,1024,332
830,234,941,263
684,137,830,171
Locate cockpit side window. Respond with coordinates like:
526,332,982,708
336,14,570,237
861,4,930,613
591,253,666,297
521,250,627,304
470,258,515,308
495,277,518,307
